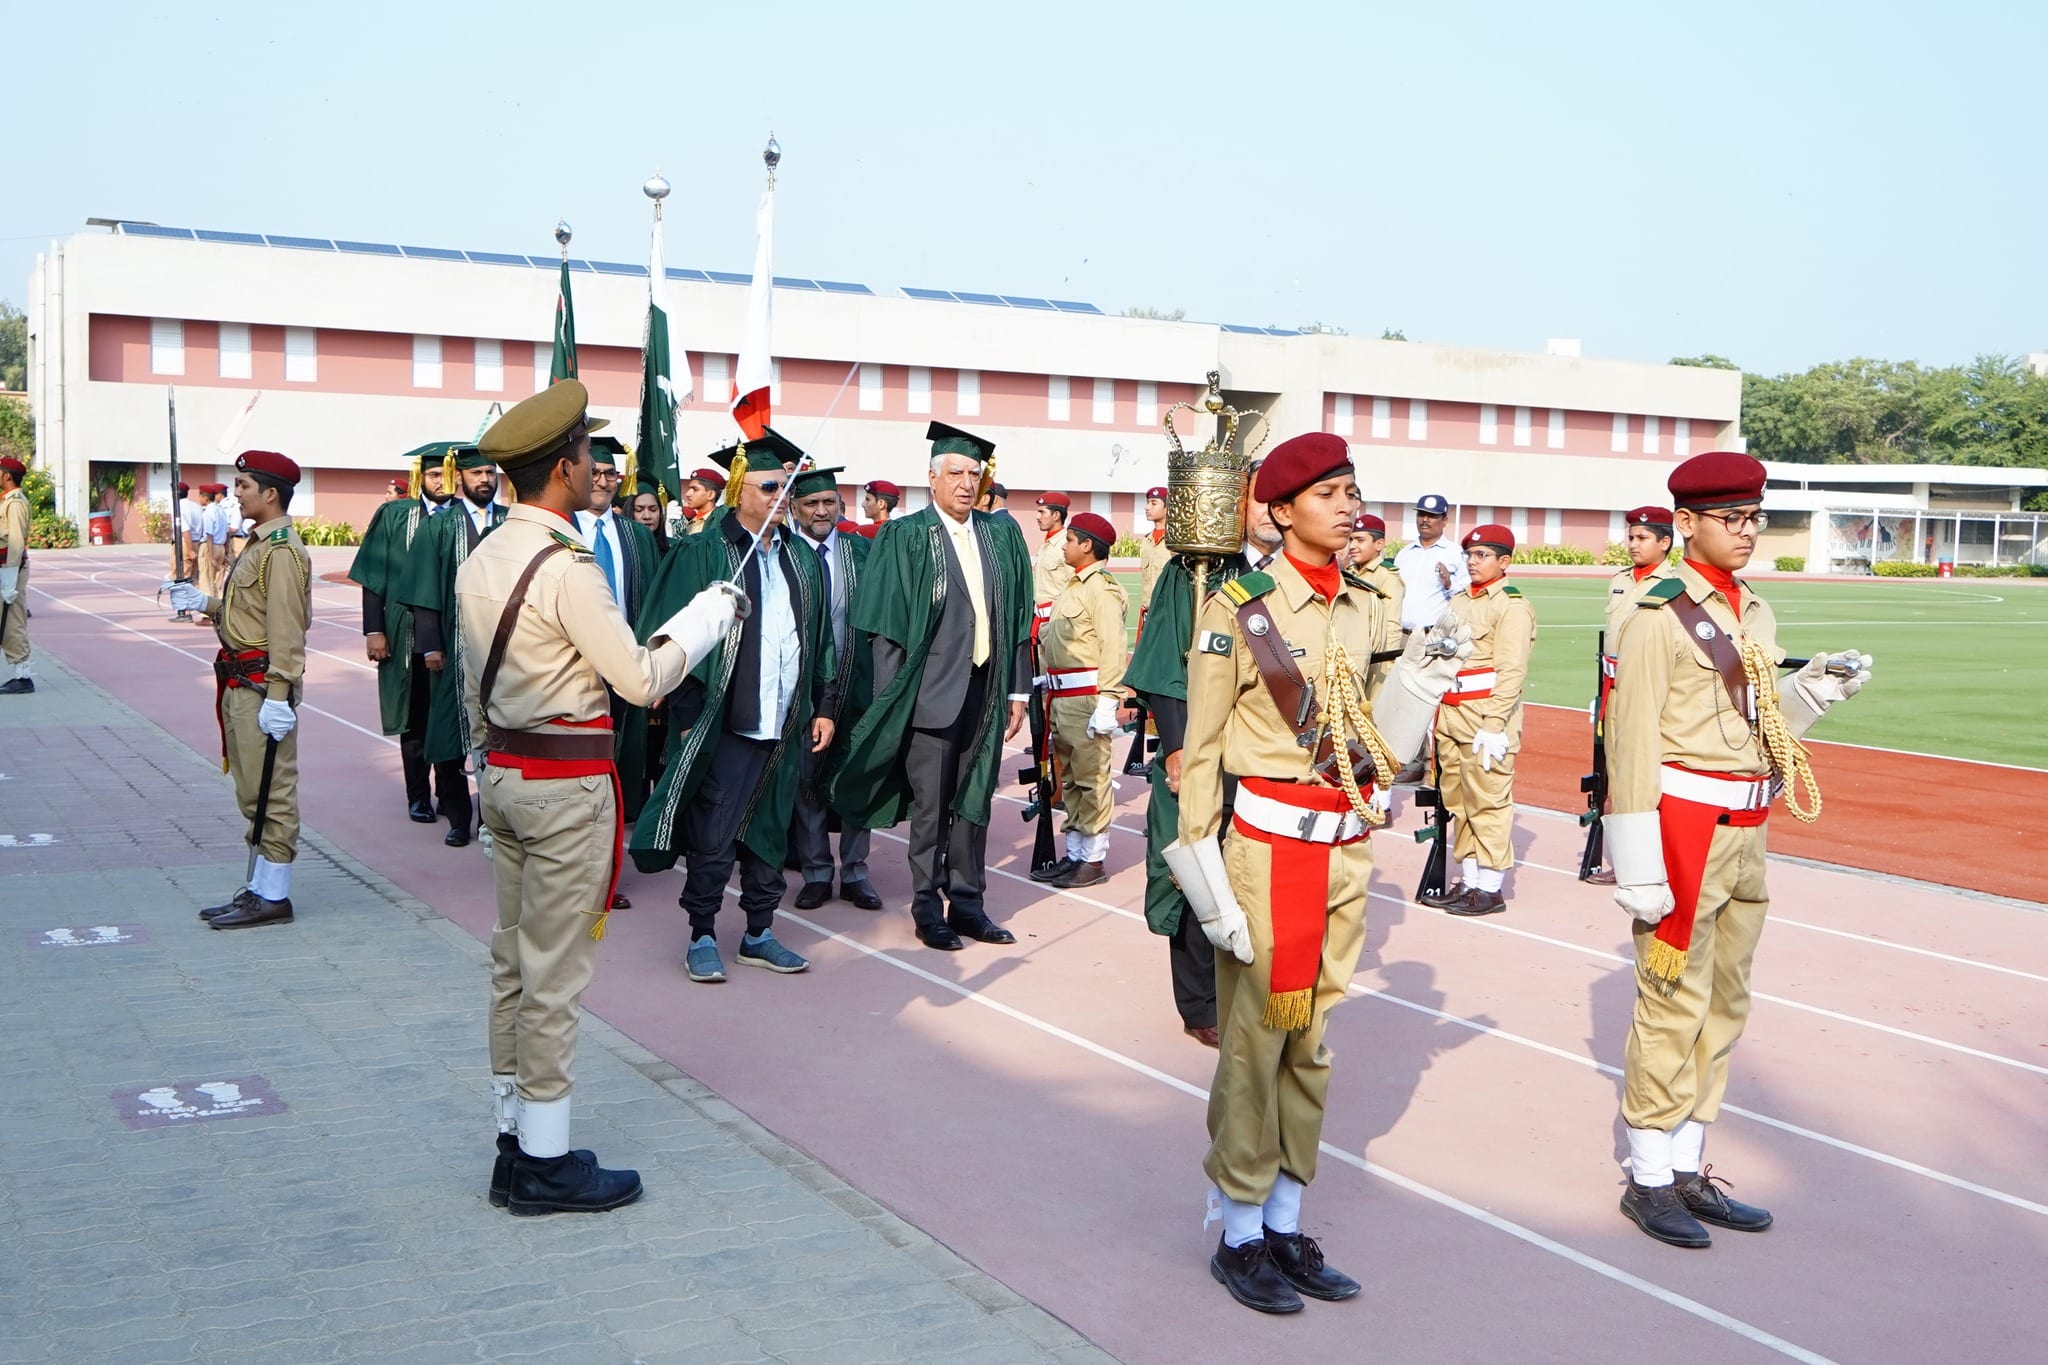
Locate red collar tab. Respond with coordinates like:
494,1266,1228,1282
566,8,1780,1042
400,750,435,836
1685,558,1742,614
1285,550,1343,602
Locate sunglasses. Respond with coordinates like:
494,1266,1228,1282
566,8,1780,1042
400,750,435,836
752,480,783,495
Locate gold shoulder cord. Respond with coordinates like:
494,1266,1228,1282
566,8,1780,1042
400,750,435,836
1318,641,1397,828
1738,637,1821,823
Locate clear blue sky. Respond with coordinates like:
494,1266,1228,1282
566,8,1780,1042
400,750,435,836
9,0,2042,376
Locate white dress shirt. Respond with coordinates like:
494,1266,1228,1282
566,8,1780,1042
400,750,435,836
741,534,803,741
1395,536,1470,631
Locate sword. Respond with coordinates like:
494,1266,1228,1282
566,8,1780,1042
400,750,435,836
724,362,864,592
245,735,280,886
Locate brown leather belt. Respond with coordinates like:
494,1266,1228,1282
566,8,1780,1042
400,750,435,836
485,724,614,761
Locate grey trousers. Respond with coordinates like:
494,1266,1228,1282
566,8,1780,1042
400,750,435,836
790,741,870,886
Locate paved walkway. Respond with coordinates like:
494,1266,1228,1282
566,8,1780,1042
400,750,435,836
0,654,1110,1365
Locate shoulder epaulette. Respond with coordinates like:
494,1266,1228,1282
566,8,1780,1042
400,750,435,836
267,527,289,543
1640,578,1686,606
550,530,595,561
1342,568,1382,596
1501,583,1523,598
1220,570,1275,606
1381,557,1398,571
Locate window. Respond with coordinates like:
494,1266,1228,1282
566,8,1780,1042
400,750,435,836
1509,506,1527,542
533,343,550,393
1479,404,1498,445
1136,381,1158,426
771,359,782,406
284,327,316,383
1092,377,1114,423
1543,508,1562,544
858,363,883,412
956,369,981,417
473,338,503,392
702,353,730,405
412,335,443,389
1514,405,1531,447
1608,509,1625,542
217,323,250,380
1333,394,1354,438
1548,408,1565,449
1610,413,1629,453
908,366,932,415
1475,505,1496,526
1048,375,1071,422
1407,399,1427,440
150,318,184,376
1371,398,1392,439
1643,415,1661,455
1674,418,1691,456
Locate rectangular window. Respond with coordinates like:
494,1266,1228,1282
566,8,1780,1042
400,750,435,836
473,338,503,392
1092,377,1114,423
412,334,443,389
1509,506,1528,542
533,342,550,393
702,353,730,405
907,366,932,415
770,358,783,406
150,318,184,376
1611,413,1629,452
956,369,981,417
1479,403,1498,445
1371,398,1392,439
216,322,250,380
858,363,883,412
1333,394,1354,438
1548,407,1565,448
1674,418,1691,456
1135,381,1158,426
1475,504,1496,526
284,327,317,383
1513,405,1531,447
1048,375,1071,422
1544,507,1562,544
1407,399,1428,440
1608,509,1626,543
1643,415,1661,455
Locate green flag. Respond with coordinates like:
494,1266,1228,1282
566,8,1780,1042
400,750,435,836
637,205,687,501
550,259,578,384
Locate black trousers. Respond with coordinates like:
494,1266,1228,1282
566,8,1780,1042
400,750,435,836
903,664,995,933
1168,900,1218,1029
400,657,469,831
680,735,781,939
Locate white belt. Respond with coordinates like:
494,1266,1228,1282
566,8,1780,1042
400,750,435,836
1034,601,1053,620
1600,654,1617,679
1233,787,1368,844
1660,765,1770,812
1038,667,1100,697
1443,667,1497,704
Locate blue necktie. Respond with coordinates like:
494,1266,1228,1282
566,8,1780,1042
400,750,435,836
594,518,619,602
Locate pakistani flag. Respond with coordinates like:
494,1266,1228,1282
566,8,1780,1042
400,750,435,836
550,259,578,384
638,202,691,501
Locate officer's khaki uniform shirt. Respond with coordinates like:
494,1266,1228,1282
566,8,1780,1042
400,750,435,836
212,517,311,701
1138,529,1172,617
2,486,34,666
1041,562,1130,697
1034,532,1074,604
1442,578,1535,735
1605,561,1674,648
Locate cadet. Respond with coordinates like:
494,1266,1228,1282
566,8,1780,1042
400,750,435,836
1030,511,1129,889
1169,433,1466,1315
680,466,725,535
1586,506,1675,884
1137,486,1171,623
859,478,901,536
0,456,32,694
1031,491,1074,614
165,452,312,928
1419,524,1536,916
1606,452,1871,1248
1347,513,1404,691
455,380,737,1215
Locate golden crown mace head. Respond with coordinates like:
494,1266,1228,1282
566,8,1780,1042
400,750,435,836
1162,371,1266,556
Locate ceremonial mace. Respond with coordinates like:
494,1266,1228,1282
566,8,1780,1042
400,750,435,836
1163,371,1269,654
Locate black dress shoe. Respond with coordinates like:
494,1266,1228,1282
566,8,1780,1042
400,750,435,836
609,892,631,910
1417,884,1471,910
793,880,833,910
1263,1228,1360,1301
489,1134,595,1208
199,889,257,921
1052,860,1105,889
947,917,1016,945
1209,1237,1303,1315
505,1148,642,1216
1619,1178,1712,1248
445,828,471,848
1029,857,1075,885
839,880,883,911
408,800,437,824
210,896,294,930
1448,888,1507,917
0,677,34,695
916,925,966,951
1675,1167,1773,1232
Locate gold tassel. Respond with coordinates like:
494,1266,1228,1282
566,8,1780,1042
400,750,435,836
722,450,749,507
1262,987,1314,1032
588,910,608,942
440,451,457,495
621,443,638,497
1642,937,1687,996
975,455,996,506
408,452,423,500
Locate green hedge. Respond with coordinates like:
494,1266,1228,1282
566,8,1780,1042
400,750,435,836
28,511,79,549
1110,534,1142,557
1872,561,2046,578
296,517,362,548
1511,543,1598,565
1774,556,1805,572
1600,541,1632,567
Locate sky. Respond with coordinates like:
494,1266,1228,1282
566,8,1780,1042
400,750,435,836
8,0,2043,377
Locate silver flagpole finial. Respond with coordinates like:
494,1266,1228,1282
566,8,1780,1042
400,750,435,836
642,173,671,202
555,219,572,259
763,133,780,187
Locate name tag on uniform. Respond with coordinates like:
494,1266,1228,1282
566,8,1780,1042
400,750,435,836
1196,630,1232,657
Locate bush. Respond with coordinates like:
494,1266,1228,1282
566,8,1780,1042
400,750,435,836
1600,541,1632,566
1872,561,1938,577
138,507,175,544
1774,556,1805,572
1110,534,1142,557
295,517,362,548
28,511,79,549
1511,543,1597,566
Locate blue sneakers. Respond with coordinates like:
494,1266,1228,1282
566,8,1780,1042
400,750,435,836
685,936,726,983
736,931,809,974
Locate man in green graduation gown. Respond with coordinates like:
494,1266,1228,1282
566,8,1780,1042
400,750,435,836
348,443,465,826
398,446,506,846
629,431,837,983
575,436,662,832
1124,461,1279,1044
831,422,1033,952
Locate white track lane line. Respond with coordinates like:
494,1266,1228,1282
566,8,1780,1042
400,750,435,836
774,905,1837,1365
42,566,379,675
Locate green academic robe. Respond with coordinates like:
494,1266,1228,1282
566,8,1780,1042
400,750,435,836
830,506,1032,830
608,514,664,815
345,498,430,735
396,501,506,764
815,527,874,789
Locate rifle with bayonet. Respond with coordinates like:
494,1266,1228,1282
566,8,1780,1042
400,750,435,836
1018,663,1060,877
1413,750,1454,903
1577,628,1609,881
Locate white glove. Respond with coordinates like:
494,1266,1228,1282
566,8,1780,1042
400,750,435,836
162,580,207,614
1369,621,1476,765
651,582,744,672
1778,651,1874,738
1604,810,1673,925
1367,784,1392,822
1086,696,1120,738
1160,836,1255,964
257,699,298,741
1471,729,1510,771
0,565,17,604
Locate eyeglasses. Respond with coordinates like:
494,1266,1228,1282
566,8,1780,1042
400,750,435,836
1696,509,1768,533
592,470,622,481
753,480,783,495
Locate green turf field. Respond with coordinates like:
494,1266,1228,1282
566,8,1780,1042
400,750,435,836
1111,569,2048,769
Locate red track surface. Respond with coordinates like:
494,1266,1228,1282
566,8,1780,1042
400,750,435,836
27,548,2048,1365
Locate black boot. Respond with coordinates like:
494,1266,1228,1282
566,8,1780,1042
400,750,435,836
505,1148,643,1216
1263,1227,1361,1301
1208,1236,1304,1314
488,1134,596,1209
1675,1167,1773,1232
1619,1178,1712,1248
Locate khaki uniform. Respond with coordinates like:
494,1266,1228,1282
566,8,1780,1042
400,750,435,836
1361,560,1405,691
456,505,691,1106
1604,562,1673,657
1432,578,1536,872
1,486,29,670
1041,563,1129,841
210,518,311,864
1610,560,1782,1131
1137,529,1172,618
1180,554,1389,1204
1034,532,1073,607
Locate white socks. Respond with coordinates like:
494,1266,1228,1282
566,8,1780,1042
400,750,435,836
9,661,30,680
1627,1126,1674,1188
490,1076,518,1135
1671,1119,1706,1173
1263,1174,1303,1235
249,856,292,902
518,1095,571,1158
1065,831,1109,863
1461,857,1479,887
1219,1193,1264,1248
1473,865,1505,894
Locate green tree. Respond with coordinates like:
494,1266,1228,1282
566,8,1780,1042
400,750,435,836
0,300,25,392
1121,306,1186,321
1380,327,1408,341
1670,354,1738,369
0,393,30,464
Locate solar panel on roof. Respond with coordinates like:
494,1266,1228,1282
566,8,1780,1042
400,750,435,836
1263,327,1300,337
665,268,711,282
336,240,402,256
1220,324,1265,335
590,261,648,276
773,276,821,290
704,270,751,285
1050,300,1104,315
902,287,956,301
953,292,1005,306
816,280,874,295
196,230,265,245
265,235,334,251
1001,296,1055,310
401,245,466,262
122,224,196,240
466,250,528,266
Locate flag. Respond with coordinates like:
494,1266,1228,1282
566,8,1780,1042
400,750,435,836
731,187,775,440
638,203,690,501
550,259,578,384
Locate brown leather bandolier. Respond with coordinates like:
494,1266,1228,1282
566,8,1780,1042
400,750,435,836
1663,594,1755,721
475,542,572,750
1233,599,1377,790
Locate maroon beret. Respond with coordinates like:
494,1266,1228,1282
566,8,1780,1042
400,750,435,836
176,481,191,494
1144,485,1168,500
686,467,726,487
1036,491,1071,509
235,450,301,486
1352,512,1387,535
1069,512,1116,548
864,479,903,500
1626,505,1674,529
0,456,27,479
1462,523,1516,554
1252,432,1352,504
1668,451,1765,510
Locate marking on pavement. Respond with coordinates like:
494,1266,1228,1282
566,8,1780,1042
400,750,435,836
32,925,148,947
0,833,58,847
112,1076,287,1129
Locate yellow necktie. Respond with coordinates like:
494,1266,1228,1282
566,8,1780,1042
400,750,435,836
953,519,991,665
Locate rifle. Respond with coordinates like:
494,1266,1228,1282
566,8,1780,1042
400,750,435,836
1120,699,1154,776
1017,676,1060,877
1412,751,1455,903
1577,628,1608,881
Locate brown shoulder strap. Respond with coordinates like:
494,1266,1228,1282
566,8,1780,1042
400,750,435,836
476,543,569,721
1664,592,1753,720
1234,598,1316,731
